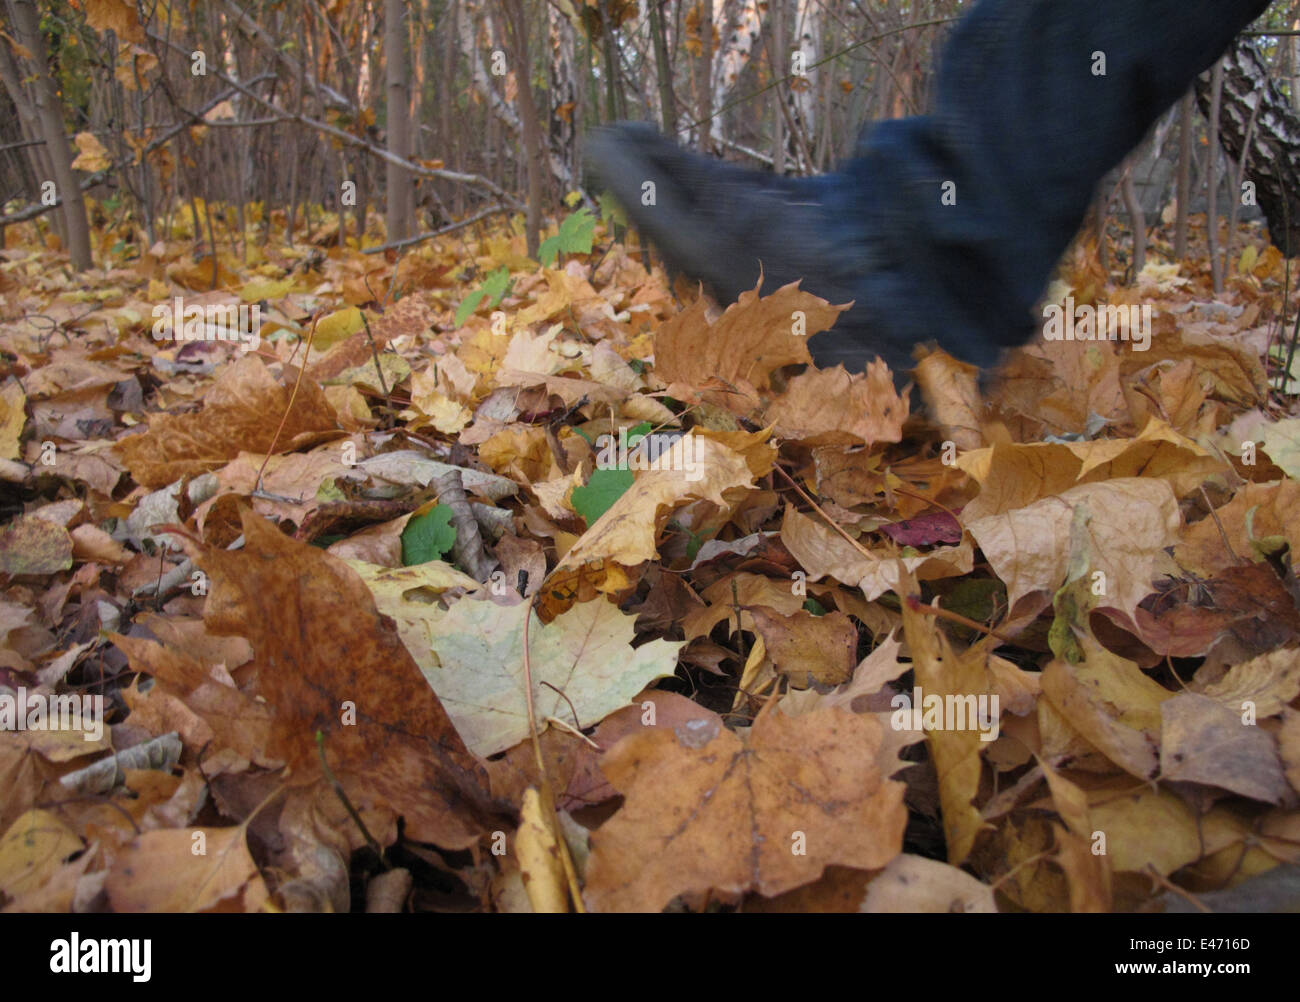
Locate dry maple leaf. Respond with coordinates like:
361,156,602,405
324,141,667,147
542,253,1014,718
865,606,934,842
115,355,340,488
913,349,984,452
192,508,508,849
1039,632,1169,781
411,595,683,757
539,432,756,618
779,506,972,600
748,606,857,687
963,478,1180,633
306,294,432,381
956,418,1222,520
1083,781,1249,876
584,703,906,911
653,278,839,410
105,826,269,913
765,362,907,447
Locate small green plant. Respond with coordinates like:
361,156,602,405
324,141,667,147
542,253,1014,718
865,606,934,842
401,504,457,564
537,207,595,267
454,266,512,327
571,421,653,524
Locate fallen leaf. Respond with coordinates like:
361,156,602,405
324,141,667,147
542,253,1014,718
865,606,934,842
419,595,682,757
860,853,996,913
584,704,905,911
193,508,504,849
1160,692,1291,803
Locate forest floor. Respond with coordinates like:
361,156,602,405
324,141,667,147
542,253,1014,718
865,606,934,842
1,200,1299,913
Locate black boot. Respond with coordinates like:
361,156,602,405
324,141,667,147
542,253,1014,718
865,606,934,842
585,123,923,379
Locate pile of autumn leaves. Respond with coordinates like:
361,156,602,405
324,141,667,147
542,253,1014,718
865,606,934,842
2,218,1300,912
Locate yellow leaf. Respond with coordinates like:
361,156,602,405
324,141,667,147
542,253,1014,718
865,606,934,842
312,306,364,351
899,569,991,865
0,380,27,460
517,789,569,913
238,277,294,302
0,810,83,899
70,132,112,173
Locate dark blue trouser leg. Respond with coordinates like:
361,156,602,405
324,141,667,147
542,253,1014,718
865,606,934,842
814,0,1273,372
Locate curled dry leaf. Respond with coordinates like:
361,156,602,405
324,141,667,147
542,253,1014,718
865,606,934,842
765,362,907,447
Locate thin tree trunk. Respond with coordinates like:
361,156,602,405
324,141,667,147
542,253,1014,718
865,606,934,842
1195,37,1300,257
648,0,676,135
0,30,62,244
1206,60,1224,294
9,0,93,269
1174,90,1193,261
385,0,413,243
769,0,785,174
1120,167,1145,282
711,0,762,139
698,0,713,152
1094,182,1110,272
504,0,542,257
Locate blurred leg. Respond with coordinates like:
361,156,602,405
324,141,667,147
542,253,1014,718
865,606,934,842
589,0,1273,376
834,0,1274,371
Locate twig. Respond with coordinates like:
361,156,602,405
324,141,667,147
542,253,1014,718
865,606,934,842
1198,485,1242,564
362,205,513,254
545,716,602,751
1144,864,1211,913
773,464,875,561
905,594,1016,646
988,850,1053,894
359,311,390,403
539,680,581,731
891,485,964,527
254,311,321,492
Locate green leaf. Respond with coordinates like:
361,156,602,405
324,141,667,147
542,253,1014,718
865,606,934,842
454,267,512,327
401,504,457,565
570,421,657,524
624,420,652,445
481,265,512,306
598,191,627,229
537,207,596,266
571,467,634,525
453,290,487,328
802,597,828,616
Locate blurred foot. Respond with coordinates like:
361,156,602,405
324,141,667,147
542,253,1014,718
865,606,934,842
587,121,977,379
586,123,923,379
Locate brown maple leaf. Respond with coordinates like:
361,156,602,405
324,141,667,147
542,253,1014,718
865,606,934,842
584,703,905,911
193,508,511,849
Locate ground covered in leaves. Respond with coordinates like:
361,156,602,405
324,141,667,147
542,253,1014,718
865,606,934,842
2,201,1300,913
